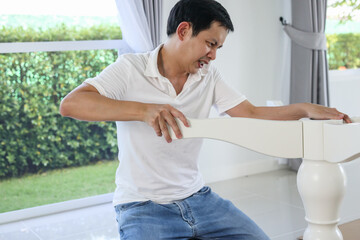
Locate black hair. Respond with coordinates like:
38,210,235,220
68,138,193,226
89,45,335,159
166,0,234,37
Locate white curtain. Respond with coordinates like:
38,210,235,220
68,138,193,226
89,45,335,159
142,0,163,47
115,0,161,53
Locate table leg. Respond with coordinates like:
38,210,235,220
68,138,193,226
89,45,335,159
297,159,346,240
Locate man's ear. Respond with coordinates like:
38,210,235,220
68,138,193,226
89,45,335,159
176,22,192,41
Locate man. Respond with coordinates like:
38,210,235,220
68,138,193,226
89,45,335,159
60,0,351,239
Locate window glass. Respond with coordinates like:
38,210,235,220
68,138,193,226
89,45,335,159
326,0,360,116
326,0,360,70
0,49,119,213
0,0,122,213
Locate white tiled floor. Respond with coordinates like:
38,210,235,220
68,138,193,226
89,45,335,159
1,167,360,240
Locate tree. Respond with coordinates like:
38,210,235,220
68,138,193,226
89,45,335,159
329,0,360,23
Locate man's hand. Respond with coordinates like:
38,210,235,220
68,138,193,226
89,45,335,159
303,103,352,123
143,104,189,143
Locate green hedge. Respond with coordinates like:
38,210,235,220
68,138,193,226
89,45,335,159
0,23,122,42
327,33,360,70
0,25,121,178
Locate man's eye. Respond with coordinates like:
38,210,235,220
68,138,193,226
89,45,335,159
207,42,214,47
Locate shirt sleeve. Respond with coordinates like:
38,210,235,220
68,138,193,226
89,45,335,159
84,55,130,100
212,67,247,115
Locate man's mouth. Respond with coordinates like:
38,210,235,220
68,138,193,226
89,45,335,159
198,60,209,68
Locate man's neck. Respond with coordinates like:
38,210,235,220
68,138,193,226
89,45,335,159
157,42,190,95
158,43,189,81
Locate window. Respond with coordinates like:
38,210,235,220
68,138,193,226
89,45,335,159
0,0,128,220
326,0,360,117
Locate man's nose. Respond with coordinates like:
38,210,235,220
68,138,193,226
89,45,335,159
207,48,217,60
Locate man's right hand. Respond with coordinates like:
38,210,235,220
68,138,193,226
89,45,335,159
143,104,189,143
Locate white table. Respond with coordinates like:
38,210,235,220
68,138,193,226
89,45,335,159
170,117,360,240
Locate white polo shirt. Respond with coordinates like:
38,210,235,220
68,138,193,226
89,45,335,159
84,44,246,205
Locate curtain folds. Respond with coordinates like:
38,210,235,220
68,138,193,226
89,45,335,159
284,0,330,106
282,0,329,171
115,0,162,53
283,25,327,50
142,0,163,47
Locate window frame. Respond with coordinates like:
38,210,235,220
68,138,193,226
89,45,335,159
0,193,113,224
0,39,126,53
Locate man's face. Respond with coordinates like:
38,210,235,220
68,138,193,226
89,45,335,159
181,21,228,74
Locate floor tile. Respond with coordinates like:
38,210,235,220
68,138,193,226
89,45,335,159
0,221,26,233
0,221,40,240
208,180,255,200
251,204,307,238
220,169,298,194
271,229,305,240
22,204,116,240
232,195,282,217
55,226,118,240
256,185,304,209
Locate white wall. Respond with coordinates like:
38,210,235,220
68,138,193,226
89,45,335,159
162,0,292,183
329,69,360,117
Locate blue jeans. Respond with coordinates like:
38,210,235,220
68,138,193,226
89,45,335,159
114,186,270,240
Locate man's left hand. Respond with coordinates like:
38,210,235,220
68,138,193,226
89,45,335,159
304,103,352,123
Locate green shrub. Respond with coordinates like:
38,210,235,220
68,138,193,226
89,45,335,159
0,23,122,42
0,25,120,178
327,33,360,70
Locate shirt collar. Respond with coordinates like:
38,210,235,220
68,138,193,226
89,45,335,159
144,44,163,78
144,44,210,80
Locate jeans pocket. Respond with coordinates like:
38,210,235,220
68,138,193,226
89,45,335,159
115,200,152,212
193,186,211,196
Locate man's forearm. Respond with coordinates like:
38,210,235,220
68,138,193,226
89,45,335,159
228,100,349,122
251,103,308,120
59,83,190,142
60,91,146,122
252,103,349,122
